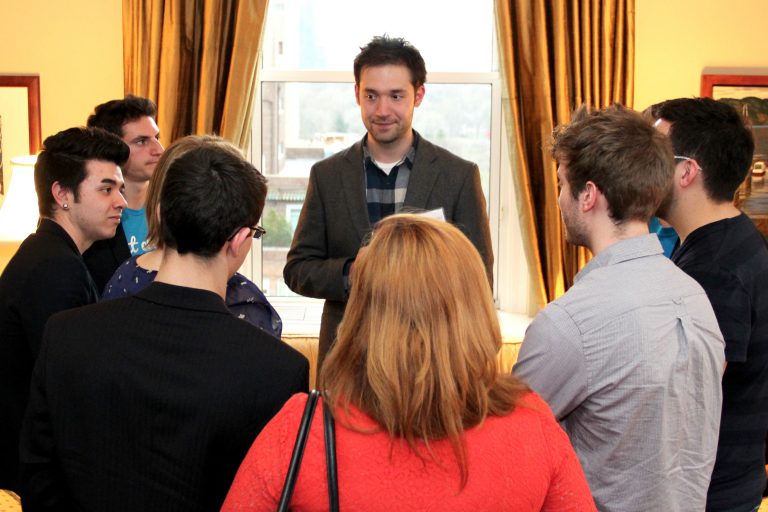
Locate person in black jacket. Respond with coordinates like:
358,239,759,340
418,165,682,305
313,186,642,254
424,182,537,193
19,135,309,512
0,127,129,492
654,97,768,512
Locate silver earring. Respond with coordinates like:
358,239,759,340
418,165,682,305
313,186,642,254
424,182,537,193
62,203,69,210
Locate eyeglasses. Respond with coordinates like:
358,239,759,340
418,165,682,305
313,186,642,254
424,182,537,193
247,225,266,239
228,225,267,241
673,155,703,171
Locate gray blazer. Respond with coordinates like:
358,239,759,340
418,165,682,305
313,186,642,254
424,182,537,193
284,132,494,359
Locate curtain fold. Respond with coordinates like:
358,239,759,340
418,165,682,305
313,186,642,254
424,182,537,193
123,0,268,149
495,0,634,308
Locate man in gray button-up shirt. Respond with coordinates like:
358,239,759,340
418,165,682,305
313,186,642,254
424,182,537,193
514,105,725,512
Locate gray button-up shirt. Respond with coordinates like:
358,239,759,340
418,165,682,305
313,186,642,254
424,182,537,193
514,234,725,512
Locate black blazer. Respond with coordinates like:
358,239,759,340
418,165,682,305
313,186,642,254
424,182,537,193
20,282,309,512
0,219,98,491
82,223,131,294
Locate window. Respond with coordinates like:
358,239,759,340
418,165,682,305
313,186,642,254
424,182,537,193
242,0,530,332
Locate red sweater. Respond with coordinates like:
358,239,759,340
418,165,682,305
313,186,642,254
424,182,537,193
221,392,595,511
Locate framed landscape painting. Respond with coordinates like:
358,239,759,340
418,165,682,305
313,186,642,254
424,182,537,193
701,74,768,168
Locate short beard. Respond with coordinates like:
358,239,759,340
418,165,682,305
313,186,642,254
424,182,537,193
562,215,589,248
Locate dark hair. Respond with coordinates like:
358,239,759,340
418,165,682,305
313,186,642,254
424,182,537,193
551,104,675,223
34,127,129,217
652,97,754,202
87,95,158,137
159,136,267,257
353,35,427,89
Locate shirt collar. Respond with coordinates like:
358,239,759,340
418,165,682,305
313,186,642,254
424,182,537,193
575,234,664,284
362,131,418,169
135,281,232,316
37,218,81,255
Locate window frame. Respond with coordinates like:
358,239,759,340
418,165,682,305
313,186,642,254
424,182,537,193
241,65,531,334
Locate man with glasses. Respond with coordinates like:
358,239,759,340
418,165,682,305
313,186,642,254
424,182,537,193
654,97,768,512
19,136,308,511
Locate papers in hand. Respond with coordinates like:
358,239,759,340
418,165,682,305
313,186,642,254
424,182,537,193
417,208,446,221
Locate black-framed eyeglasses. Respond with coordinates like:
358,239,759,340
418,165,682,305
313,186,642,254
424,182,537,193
228,225,266,241
247,225,266,239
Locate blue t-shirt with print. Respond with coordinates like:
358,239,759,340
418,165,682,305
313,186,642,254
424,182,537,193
121,207,149,256
649,216,679,258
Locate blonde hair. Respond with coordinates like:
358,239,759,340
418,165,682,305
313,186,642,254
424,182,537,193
144,134,245,248
319,214,528,488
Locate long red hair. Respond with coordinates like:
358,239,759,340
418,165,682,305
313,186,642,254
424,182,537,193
320,214,528,488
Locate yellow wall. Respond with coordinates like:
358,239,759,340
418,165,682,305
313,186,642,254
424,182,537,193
0,0,123,140
0,1,123,269
635,0,768,110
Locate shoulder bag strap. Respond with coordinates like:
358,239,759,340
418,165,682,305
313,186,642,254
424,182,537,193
277,389,320,512
323,398,339,512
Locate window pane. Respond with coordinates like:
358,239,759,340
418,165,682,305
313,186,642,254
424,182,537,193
262,0,495,72
260,82,360,297
259,81,491,297
414,83,492,203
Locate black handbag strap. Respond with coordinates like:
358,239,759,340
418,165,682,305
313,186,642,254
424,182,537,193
323,400,339,512
276,390,340,512
277,389,319,512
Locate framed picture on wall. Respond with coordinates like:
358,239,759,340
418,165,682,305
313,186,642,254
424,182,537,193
0,75,42,196
701,73,768,173
702,73,768,236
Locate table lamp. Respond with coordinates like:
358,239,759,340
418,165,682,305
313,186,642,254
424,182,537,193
0,155,39,270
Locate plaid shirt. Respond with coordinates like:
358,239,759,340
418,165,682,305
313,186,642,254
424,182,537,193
362,134,418,226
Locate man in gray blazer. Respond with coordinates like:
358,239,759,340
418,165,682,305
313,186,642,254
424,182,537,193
284,35,493,363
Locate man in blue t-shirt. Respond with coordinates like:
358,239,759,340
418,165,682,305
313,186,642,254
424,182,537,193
121,206,150,255
83,96,165,291
654,97,768,512
649,216,678,257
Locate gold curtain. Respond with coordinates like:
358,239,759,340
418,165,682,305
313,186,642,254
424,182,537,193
123,0,268,149
495,0,634,307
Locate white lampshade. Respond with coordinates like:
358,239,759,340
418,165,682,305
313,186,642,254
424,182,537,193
0,155,39,242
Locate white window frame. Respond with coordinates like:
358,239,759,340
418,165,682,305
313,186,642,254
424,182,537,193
241,71,531,335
